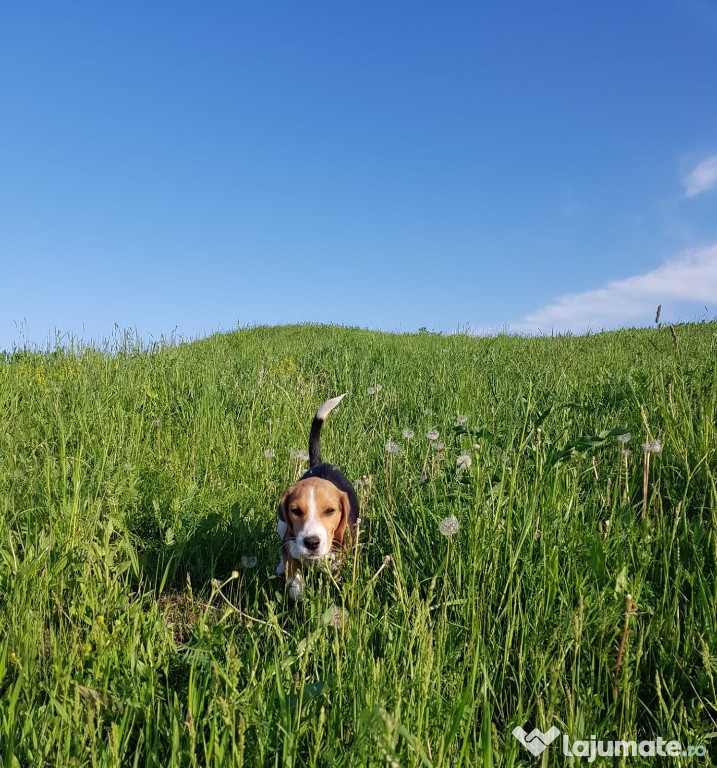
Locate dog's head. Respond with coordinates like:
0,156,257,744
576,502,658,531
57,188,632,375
278,477,350,560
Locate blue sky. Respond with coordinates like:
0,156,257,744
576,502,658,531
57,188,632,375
2,1,717,350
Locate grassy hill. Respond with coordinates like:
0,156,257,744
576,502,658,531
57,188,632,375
1,323,715,766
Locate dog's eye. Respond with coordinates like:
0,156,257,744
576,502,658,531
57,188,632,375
290,508,303,517
323,508,335,516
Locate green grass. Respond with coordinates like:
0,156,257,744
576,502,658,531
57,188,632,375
0,322,715,766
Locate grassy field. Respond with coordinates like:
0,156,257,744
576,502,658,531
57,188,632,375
0,322,715,766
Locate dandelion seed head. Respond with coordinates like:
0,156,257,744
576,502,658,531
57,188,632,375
290,448,310,462
366,387,375,395
385,440,402,455
426,429,440,441
642,439,662,454
617,433,631,444
423,408,432,416
402,429,415,439
456,453,472,471
438,516,460,536
456,415,468,425
431,441,445,451
323,604,348,629
263,449,275,459
240,557,257,569
621,448,631,458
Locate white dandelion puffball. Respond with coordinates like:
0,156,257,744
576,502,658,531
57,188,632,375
385,440,402,455
323,604,348,629
439,516,460,536
290,448,310,462
456,453,472,471
642,439,662,454
264,449,275,459
431,441,445,451
241,556,257,568
402,429,415,439
456,415,468,425
366,386,376,395
426,429,440,441
617,433,631,444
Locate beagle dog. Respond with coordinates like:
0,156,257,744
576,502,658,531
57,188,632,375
277,394,360,600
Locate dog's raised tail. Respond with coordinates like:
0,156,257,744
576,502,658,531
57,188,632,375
309,394,346,467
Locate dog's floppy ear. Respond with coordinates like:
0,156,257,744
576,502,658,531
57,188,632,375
332,490,351,547
277,487,294,537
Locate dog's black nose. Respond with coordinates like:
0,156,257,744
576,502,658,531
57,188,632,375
304,536,320,551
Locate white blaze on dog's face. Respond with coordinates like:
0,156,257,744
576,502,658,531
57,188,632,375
278,477,349,560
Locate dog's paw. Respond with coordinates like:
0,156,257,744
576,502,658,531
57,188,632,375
288,573,304,601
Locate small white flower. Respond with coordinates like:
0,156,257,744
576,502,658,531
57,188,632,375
366,386,375,395
456,453,472,471
385,440,402,455
439,516,460,536
472,443,481,451
642,440,662,454
618,433,631,444
241,556,257,568
456,415,468,426
290,448,310,462
402,429,415,439
264,449,275,459
426,429,440,441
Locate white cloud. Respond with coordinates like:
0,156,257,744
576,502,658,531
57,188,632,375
518,244,717,333
684,155,717,197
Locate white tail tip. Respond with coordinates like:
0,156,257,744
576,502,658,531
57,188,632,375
316,393,347,421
